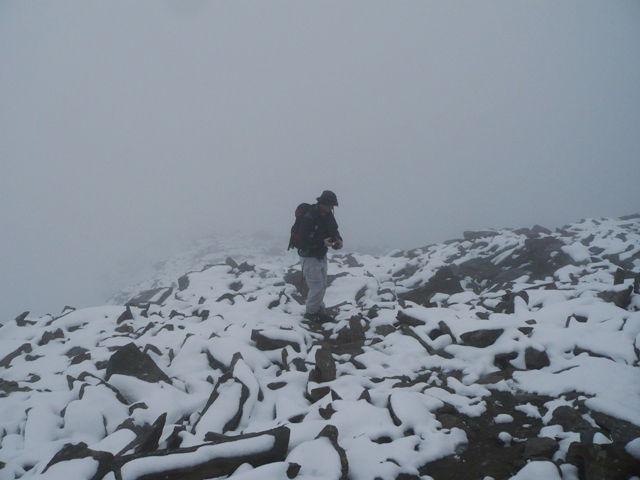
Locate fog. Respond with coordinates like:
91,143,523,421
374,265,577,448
1,1,639,320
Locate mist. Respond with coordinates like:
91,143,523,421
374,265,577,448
1,1,639,320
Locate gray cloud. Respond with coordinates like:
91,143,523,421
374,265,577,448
1,1,639,319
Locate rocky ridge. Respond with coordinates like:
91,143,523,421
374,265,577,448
1,215,640,480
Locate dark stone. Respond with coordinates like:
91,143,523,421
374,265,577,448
566,442,640,480
105,343,172,384
635,273,640,294
518,327,533,336
523,437,558,459
0,378,31,396
398,267,464,307
251,329,301,353
531,224,552,235
494,291,529,314
226,257,239,269
177,274,189,291
192,370,249,434
38,328,65,346
127,287,173,307
319,403,336,420
15,311,35,326
463,230,500,241
0,343,32,368
396,310,426,327
267,382,287,390
284,269,308,302
313,348,336,383
598,286,633,309
238,261,255,273
137,413,167,453
550,406,592,432
229,281,243,292
42,443,113,480
315,425,349,480
375,324,397,336
116,307,134,324
522,237,575,277
460,329,504,348
437,321,457,344
614,268,626,285
428,328,444,340
287,462,301,479
590,411,640,444
494,352,518,370
114,426,290,480
456,257,503,285
524,347,550,370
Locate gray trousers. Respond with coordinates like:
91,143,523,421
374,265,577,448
300,256,328,314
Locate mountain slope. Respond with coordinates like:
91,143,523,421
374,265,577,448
1,215,639,480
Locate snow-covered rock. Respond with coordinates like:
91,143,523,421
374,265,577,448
1,215,639,480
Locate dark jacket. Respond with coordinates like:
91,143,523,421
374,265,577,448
297,204,342,259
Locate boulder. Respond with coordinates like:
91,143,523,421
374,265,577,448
460,329,504,348
524,437,558,459
106,343,172,384
398,267,464,307
524,347,550,370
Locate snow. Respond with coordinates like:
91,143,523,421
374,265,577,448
1,216,639,480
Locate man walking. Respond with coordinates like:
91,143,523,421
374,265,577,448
297,190,343,323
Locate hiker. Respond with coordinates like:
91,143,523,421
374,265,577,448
295,190,343,322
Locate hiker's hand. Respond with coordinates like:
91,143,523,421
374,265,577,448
334,238,343,250
324,237,335,247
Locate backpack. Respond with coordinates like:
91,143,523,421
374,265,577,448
287,203,312,250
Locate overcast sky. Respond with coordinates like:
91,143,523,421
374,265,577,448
1,1,639,320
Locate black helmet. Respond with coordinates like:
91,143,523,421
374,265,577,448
317,190,338,206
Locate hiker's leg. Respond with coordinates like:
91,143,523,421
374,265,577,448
302,257,327,314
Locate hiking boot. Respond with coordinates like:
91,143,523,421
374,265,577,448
304,312,334,324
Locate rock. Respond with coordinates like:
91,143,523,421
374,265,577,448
524,347,550,370
114,426,290,480
287,462,302,479
494,352,518,370
524,437,558,459
531,224,552,235
315,425,349,480
550,406,592,432
598,286,633,309
251,329,302,353
0,343,32,368
225,257,239,269
522,237,574,278
398,267,464,307
42,442,113,478
460,329,504,348
116,306,134,324
396,310,426,327
494,291,529,314
614,268,626,285
238,261,255,272
127,287,173,307
566,442,640,480
590,411,640,444
312,347,336,383
38,328,65,346
463,230,500,241
15,311,34,326
177,274,189,291
105,343,172,384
